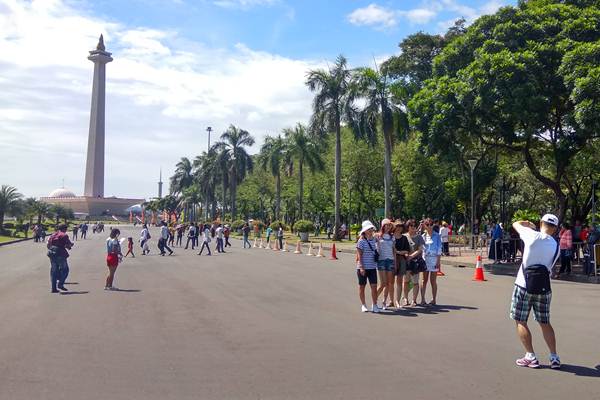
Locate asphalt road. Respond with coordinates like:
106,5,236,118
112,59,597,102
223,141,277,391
0,226,599,400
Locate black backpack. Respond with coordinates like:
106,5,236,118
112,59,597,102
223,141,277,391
522,242,559,295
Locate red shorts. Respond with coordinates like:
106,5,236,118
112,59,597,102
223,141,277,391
106,254,119,268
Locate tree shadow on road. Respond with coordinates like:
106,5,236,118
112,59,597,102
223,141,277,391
60,291,89,295
555,364,600,378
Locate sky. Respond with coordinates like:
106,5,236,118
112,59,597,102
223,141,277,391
0,0,515,199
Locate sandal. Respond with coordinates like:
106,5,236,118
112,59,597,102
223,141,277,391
429,301,437,306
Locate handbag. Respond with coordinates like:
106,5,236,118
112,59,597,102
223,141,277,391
366,239,379,263
522,243,559,295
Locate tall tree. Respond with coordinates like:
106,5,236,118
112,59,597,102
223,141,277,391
194,150,219,220
350,66,409,217
284,124,325,219
214,125,255,220
306,55,352,239
259,135,286,220
169,157,194,195
0,185,23,231
410,0,600,221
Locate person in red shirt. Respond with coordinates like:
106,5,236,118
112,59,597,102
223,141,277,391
557,223,573,278
46,224,73,293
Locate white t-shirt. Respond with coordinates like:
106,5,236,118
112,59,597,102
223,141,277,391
514,224,559,288
216,226,223,239
439,227,449,243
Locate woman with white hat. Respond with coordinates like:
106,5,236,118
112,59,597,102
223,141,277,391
356,220,380,313
376,218,396,310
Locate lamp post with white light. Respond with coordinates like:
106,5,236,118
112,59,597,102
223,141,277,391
468,159,477,249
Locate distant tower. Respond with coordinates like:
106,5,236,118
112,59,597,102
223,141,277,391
84,34,113,198
158,168,163,199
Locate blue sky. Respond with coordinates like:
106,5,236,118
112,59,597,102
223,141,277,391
0,0,515,199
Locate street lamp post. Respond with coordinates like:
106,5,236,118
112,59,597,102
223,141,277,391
468,159,477,250
206,126,212,151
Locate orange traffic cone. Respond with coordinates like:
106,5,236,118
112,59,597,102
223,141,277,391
472,255,486,281
306,242,314,256
259,238,264,249
316,242,324,257
282,240,289,252
294,240,302,254
330,243,338,260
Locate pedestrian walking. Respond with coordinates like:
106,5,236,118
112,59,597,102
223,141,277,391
277,223,284,250
421,219,442,306
439,222,450,256
168,225,175,247
356,220,379,313
140,223,151,255
265,223,272,246
176,225,184,247
215,223,225,253
124,237,135,258
72,224,79,241
80,222,88,239
46,224,73,293
185,223,196,250
158,221,173,256
510,214,561,369
556,223,572,278
105,228,123,290
198,224,212,255
224,224,232,247
242,223,251,248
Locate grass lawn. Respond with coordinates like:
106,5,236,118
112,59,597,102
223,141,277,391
0,235,24,244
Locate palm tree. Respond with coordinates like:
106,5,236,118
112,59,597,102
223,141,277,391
0,185,23,231
306,55,353,239
260,135,286,220
29,199,51,225
284,124,325,219
170,157,194,195
350,66,409,217
214,125,255,220
180,186,202,222
194,149,219,220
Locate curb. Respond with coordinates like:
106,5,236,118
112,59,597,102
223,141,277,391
0,237,34,247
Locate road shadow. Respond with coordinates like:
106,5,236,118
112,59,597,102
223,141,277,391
60,291,89,295
111,288,142,293
554,364,600,378
377,309,419,317
64,282,79,285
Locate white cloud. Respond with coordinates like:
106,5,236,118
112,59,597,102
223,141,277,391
212,0,279,9
348,0,506,31
347,4,398,28
0,0,321,199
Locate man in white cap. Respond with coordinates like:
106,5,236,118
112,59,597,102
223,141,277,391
510,213,561,369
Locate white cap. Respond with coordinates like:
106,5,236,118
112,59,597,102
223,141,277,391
541,214,559,226
359,220,376,236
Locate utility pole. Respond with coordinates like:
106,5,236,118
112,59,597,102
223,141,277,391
206,126,212,151
468,159,477,250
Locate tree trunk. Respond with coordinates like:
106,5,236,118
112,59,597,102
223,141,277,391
383,130,393,218
299,161,304,220
222,178,227,217
0,211,4,232
275,172,281,221
231,168,237,220
334,119,342,240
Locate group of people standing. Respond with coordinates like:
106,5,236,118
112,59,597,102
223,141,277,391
355,218,443,313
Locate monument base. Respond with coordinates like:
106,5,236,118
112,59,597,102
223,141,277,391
40,196,144,218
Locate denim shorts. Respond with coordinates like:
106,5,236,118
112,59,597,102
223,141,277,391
377,258,394,272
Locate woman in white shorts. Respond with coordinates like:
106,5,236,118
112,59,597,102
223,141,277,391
421,218,442,305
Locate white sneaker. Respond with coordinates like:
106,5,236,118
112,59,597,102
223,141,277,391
381,304,387,311
372,304,380,313
361,304,369,313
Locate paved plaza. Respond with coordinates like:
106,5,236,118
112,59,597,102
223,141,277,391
0,226,599,400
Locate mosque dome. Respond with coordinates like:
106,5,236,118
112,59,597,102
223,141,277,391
48,188,77,198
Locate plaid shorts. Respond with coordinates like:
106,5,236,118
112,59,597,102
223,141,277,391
510,285,552,324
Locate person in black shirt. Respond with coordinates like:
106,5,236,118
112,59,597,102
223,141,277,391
393,222,411,308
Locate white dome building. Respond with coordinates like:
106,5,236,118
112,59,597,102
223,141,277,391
48,188,77,198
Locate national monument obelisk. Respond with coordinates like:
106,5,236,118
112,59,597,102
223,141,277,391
84,34,112,198
40,35,143,217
